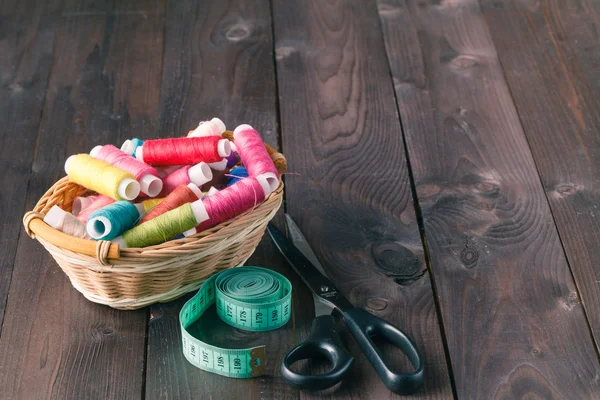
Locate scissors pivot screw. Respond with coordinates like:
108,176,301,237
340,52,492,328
320,285,330,293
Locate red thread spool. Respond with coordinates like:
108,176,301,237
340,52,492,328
135,136,231,166
184,174,273,236
138,183,202,224
233,124,279,193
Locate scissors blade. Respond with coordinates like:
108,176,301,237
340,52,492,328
267,223,354,313
284,214,329,278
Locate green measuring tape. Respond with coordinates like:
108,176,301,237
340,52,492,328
180,267,292,378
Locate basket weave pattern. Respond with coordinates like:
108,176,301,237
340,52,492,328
23,175,283,310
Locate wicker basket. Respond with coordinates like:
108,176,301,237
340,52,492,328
22,153,284,310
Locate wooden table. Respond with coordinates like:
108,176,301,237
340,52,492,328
2,0,600,398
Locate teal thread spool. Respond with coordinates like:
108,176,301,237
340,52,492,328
86,201,140,240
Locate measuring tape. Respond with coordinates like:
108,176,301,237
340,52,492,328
180,267,292,378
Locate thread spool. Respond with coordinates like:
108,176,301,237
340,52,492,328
65,154,140,201
44,205,90,239
86,201,141,240
184,174,272,236
223,130,287,174
233,125,279,193
227,167,248,186
75,195,115,223
121,138,144,157
187,118,226,138
139,183,202,224
161,163,212,195
136,136,231,166
90,144,163,197
113,199,209,248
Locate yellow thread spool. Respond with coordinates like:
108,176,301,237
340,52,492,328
65,154,140,200
139,198,163,212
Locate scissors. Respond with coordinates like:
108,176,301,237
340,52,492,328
267,215,424,394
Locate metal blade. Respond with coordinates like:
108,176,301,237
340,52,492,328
284,214,329,278
268,224,354,313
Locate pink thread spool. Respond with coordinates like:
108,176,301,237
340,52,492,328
183,174,272,236
187,117,226,138
75,195,115,223
161,162,213,196
135,136,231,166
233,124,279,193
90,144,163,197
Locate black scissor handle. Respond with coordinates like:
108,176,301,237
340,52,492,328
281,315,354,391
342,307,424,394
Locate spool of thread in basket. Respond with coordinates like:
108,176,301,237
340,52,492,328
139,183,202,224
233,125,279,193
65,154,141,201
203,187,219,198
161,163,212,195
113,199,210,248
90,144,163,197
44,205,90,239
135,136,231,166
86,201,141,240
187,117,226,138
156,165,183,178
75,195,115,223
227,167,248,186
184,174,273,236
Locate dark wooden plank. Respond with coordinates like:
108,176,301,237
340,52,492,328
377,0,600,397
0,0,61,330
145,1,306,399
272,0,453,398
480,0,600,353
0,1,164,398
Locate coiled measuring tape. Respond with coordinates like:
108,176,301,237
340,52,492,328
180,267,292,378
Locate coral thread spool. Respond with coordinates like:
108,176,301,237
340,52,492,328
139,183,202,224
233,124,279,192
113,199,209,248
161,162,212,195
44,205,90,239
187,118,226,138
86,201,141,240
90,144,163,197
184,174,272,236
121,138,144,157
65,154,140,201
75,195,115,223
135,136,231,166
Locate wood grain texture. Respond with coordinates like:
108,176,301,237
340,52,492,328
272,0,453,398
377,0,600,397
0,0,164,398
0,0,61,330
144,1,306,398
480,0,600,353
